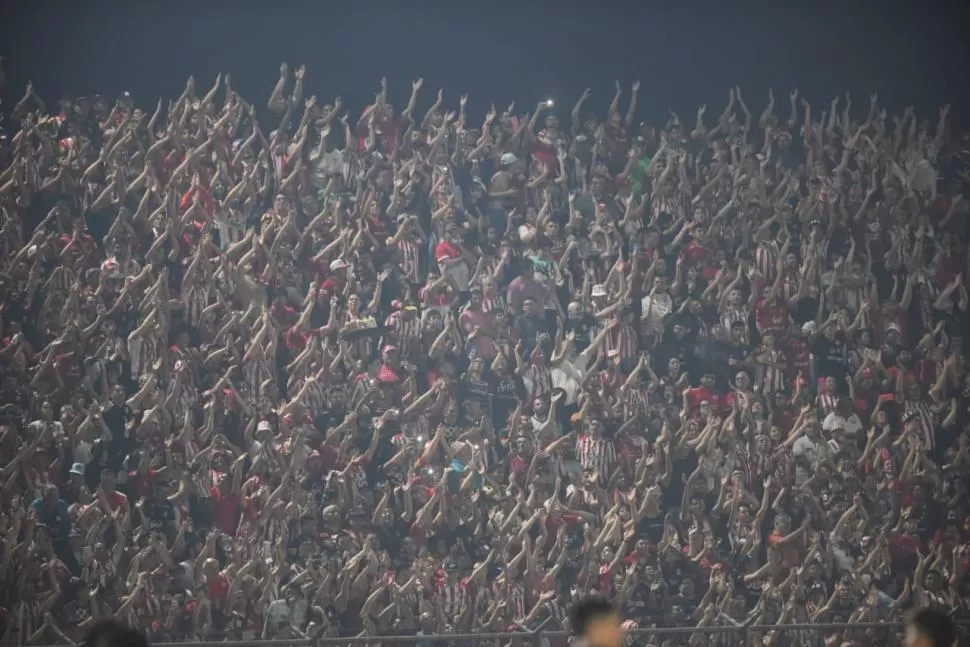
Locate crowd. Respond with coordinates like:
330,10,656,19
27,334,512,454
0,59,968,647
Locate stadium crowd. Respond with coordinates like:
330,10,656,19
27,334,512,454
0,60,969,647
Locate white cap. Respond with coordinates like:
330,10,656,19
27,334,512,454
500,152,518,166
329,259,349,272
801,321,816,335
591,284,607,298
257,420,272,432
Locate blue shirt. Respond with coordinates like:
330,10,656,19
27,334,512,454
30,498,71,542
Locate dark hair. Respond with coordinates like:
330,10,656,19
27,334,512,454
907,608,956,647
83,620,150,647
569,596,617,636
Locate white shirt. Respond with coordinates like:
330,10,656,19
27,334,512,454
265,599,291,633
641,293,672,336
28,420,65,442
550,350,595,405
792,435,830,484
822,411,863,439
310,148,349,186
73,439,93,465
439,258,471,291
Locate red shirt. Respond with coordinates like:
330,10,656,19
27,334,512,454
409,521,428,546
772,405,799,435
434,240,461,263
509,453,530,487
318,276,343,299
917,359,938,387
890,532,922,571
206,574,229,609
356,113,404,154
57,233,96,267
783,337,811,380
681,241,713,270
285,326,317,352
755,298,789,333
210,487,240,535
684,386,723,415
605,123,629,162
103,490,129,513
127,469,161,501
767,532,799,571
180,185,215,217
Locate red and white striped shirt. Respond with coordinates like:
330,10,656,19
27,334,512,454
576,434,617,474
756,240,781,283
183,282,211,328
398,239,422,283
438,580,465,618
817,392,839,417
904,400,936,450
606,321,639,364
384,311,422,358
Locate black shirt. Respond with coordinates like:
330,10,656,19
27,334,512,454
102,403,135,470
513,313,552,356
146,500,177,533
813,334,849,380
563,315,596,354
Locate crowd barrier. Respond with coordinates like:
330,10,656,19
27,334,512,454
42,620,970,647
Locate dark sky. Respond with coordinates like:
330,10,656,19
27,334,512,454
2,0,969,127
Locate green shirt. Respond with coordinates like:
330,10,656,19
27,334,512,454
628,156,652,198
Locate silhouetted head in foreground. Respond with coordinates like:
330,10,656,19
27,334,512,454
569,596,624,647
905,608,956,647
83,621,150,647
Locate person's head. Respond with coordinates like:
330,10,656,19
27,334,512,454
730,321,745,342
734,371,750,390
523,297,541,317
468,287,484,310
905,608,956,647
100,468,116,492
569,596,624,647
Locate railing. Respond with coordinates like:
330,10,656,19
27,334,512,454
65,620,970,647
